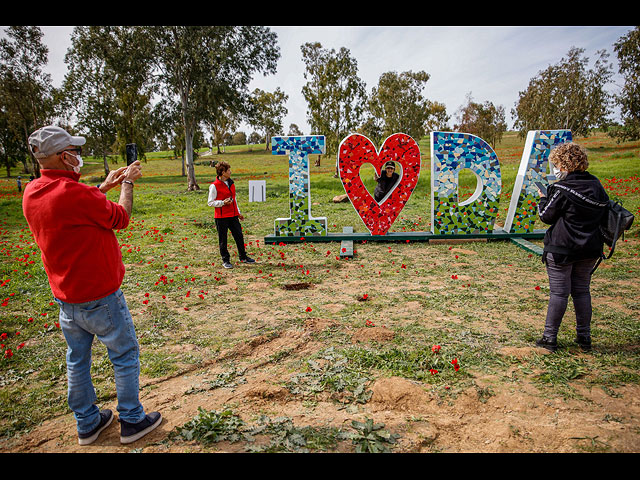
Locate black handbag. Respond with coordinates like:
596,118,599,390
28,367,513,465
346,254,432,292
592,199,634,273
600,199,635,249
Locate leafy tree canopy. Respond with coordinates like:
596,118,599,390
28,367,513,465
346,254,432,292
610,26,640,142
363,70,448,145
301,42,367,156
512,47,614,138
454,92,507,148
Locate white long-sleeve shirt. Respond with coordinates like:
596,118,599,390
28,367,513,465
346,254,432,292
207,180,241,213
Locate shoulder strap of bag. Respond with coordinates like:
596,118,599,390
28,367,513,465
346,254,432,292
552,183,609,208
590,255,604,275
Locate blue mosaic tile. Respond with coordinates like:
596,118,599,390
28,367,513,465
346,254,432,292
271,136,327,236
430,132,502,234
504,130,572,233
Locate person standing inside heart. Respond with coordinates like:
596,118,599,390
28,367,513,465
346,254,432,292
373,161,400,203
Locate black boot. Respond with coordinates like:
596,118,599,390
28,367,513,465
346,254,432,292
575,334,592,351
535,336,558,352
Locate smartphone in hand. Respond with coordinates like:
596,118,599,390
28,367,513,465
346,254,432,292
126,144,137,166
534,181,547,196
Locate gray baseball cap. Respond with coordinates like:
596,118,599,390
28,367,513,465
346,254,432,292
28,125,86,159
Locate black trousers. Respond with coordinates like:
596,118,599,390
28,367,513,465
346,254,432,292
543,255,598,339
215,216,247,263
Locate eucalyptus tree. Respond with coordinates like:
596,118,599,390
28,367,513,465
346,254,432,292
142,26,280,191
63,27,118,174
205,107,240,155
288,124,303,136
0,105,27,177
62,26,156,171
454,93,507,148
99,27,156,162
149,98,180,153
0,25,55,177
512,47,614,138
364,70,448,145
249,87,288,150
300,42,367,157
171,119,206,176
610,26,640,142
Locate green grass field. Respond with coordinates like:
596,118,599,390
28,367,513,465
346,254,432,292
1,130,639,452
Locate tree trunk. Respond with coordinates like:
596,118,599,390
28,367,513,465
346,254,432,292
32,155,40,178
184,123,200,191
103,152,110,176
23,125,40,178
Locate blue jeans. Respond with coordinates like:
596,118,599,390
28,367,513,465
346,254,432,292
56,289,146,434
543,255,598,340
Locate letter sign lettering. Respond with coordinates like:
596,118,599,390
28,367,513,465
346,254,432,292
271,136,328,236
430,132,502,234
503,130,572,233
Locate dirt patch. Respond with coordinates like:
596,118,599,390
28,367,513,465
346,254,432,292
303,317,337,333
245,381,291,402
321,303,347,314
450,247,479,255
498,346,540,359
283,282,314,291
352,326,395,344
370,377,433,412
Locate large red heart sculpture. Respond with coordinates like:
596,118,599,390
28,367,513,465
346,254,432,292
338,133,421,235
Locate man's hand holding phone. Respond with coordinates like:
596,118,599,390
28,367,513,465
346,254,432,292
123,160,142,183
97,161,141,193
98,166,127,193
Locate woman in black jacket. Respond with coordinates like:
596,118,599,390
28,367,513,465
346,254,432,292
535,142,609,352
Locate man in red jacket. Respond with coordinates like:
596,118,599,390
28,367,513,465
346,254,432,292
22,125,161,446
207,161,255,269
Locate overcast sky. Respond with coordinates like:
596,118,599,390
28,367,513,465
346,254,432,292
8,25,636,135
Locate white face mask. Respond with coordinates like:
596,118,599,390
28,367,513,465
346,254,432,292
63,153,83,174
552,165,567,180
550,162,567,181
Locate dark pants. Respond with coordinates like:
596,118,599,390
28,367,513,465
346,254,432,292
215,216,247,263
543,255,598,339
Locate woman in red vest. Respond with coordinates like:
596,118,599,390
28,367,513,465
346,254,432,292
207,161,255,269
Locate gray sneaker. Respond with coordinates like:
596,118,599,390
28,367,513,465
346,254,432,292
223,262,233,269
120,412,162,444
